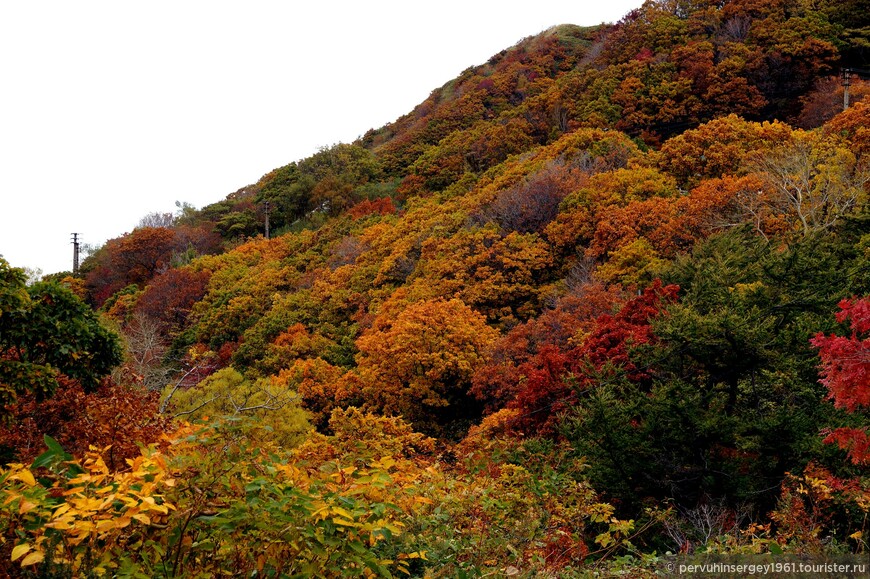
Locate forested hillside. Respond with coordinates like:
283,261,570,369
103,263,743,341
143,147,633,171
2,0,869,576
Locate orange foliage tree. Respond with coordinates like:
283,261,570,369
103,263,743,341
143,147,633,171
824,100,870,157
353,298,499,432
407,227,554,327
590,174,766,259
655,114,794,188
546,166,678,253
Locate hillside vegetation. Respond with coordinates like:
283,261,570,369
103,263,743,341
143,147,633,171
2,0,869,576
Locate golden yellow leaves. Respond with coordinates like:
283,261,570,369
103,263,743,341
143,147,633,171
1,445,175,573
11,542,43,567
6,466,36,487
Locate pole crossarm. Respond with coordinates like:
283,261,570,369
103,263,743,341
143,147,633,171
842,67,870,79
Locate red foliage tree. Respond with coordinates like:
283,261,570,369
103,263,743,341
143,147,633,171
503,281,679,433
811,297,870,465
85,225,221,306
135,267,212,334
471,282,624,411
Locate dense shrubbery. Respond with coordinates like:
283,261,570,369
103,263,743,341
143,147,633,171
1,411,644,577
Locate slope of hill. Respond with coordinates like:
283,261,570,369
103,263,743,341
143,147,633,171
2,0,869,576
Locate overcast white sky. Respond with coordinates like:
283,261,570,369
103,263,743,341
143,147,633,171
0,1,642,275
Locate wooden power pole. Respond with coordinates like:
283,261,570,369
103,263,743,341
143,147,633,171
843,68,851,110
71,233,80,274
842,67,870,111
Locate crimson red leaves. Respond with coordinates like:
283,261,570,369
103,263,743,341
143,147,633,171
483,281,678,433
812,297,870,465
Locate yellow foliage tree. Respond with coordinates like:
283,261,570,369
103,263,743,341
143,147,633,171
744,130,869,236
161,367,311,448
595,238,668,288
406,227,553,326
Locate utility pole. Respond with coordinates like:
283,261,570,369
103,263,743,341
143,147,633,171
843,68,852,111
264,200,270,239
71,233,81,274
842,67,870,111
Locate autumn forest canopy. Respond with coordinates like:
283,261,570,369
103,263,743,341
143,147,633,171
2,0,870,576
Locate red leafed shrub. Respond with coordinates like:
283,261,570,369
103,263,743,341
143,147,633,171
505,346,575,435
579,281,679,383
348,197,396,219
0,376,171,470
